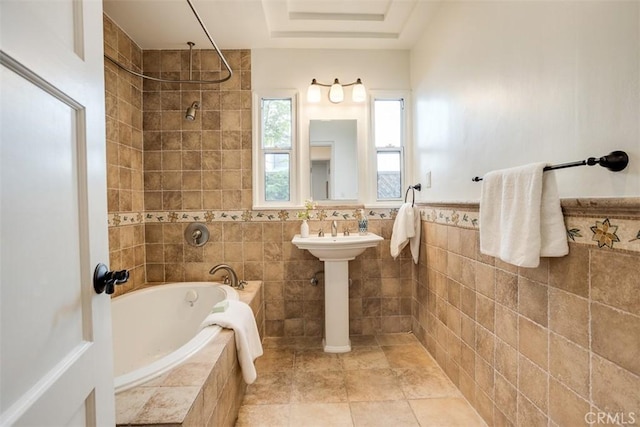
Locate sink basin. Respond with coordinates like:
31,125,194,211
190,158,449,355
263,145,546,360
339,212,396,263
291,233,383,261
292,232,383,353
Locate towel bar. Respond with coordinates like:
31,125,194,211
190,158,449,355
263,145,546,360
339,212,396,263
471,150,628,182
404,183,422,206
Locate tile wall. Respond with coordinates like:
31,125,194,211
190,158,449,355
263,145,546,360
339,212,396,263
139,214,413,338
104,15,146,293
413,202,640,426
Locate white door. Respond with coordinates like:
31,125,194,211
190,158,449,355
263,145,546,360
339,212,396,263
1,0,115,425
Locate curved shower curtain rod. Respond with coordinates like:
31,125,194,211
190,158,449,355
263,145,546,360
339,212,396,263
104,0,233,84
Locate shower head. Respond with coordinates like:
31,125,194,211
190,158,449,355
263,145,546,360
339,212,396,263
185,101,199,121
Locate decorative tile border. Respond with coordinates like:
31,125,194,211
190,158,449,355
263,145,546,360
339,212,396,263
420,206,640,253
108,204,640,253
565,216,640,252
108,208,397,227
421,207,480,229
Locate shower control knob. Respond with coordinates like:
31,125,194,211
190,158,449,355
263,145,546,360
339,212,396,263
93,263,129,295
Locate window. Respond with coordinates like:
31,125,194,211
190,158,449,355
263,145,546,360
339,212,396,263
253,92,297,207
372,97,405,201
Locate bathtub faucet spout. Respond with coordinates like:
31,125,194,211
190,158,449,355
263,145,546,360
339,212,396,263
209,264,246,290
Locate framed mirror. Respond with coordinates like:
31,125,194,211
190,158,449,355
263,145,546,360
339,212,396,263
309,119,358,201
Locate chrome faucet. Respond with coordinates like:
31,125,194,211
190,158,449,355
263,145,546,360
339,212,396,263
209,264,246,289
331,220,338,237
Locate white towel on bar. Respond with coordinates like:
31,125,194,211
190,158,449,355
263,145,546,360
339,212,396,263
479,163,568,268
200,300,263,384
391,202,421,264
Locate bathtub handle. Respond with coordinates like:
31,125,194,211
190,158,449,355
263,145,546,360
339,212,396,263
93,263,129,295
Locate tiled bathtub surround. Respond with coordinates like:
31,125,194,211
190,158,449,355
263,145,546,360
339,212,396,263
104,15,146,291
413,200,640,426
115,281,263,426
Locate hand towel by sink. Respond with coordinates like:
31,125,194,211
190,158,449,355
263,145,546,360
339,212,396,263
391,202,421,264
479,162,568,268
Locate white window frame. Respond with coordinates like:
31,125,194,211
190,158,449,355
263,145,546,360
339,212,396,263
367,91,412,207
252,90,298,209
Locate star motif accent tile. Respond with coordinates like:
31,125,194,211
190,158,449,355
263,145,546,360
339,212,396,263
590,218,621,249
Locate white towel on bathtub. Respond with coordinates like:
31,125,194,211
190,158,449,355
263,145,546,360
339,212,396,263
200,300,263,384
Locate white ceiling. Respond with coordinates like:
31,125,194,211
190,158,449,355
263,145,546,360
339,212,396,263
102,0,442,50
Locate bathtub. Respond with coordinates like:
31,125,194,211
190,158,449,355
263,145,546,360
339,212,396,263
111,282,239,393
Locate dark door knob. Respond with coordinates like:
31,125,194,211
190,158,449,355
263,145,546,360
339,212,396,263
93,263,129,294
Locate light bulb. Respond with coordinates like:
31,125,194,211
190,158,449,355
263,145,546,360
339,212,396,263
307,79,321,103
351,78,366,102
329,78,344,103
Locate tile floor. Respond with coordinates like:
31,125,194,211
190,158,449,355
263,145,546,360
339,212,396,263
235,333,486,426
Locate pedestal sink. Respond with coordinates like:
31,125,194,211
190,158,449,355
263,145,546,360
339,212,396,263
292,232,383,352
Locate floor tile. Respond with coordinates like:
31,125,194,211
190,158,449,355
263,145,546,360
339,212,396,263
235,404,290,426
393,367,462,399
289,403,353,426
409,397,486,427
351,401,419,426
382,343,439,369
345,368,405,402
292,370,348,403
242,371,292,405
376,333,419,346
295,349,343,371
236,334,484,427
255,348,295,373
339,346,389,370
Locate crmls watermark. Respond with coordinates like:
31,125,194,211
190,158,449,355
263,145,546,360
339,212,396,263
585,412,636,425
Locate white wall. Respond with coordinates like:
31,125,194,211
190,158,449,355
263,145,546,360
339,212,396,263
411,1,639,201
253,49,410,203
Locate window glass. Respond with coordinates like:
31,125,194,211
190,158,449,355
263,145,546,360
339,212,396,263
374,100,402,148
373,98,404,200
264,154,290,201
261,99,292,149
376,151,401,199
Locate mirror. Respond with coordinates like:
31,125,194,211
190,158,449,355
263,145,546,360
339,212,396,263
309,119,358,200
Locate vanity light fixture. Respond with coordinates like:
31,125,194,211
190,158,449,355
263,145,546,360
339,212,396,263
307,78,366,104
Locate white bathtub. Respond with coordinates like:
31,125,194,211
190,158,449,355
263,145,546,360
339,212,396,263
111,282,239,393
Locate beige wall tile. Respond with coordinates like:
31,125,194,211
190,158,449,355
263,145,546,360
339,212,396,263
549,332,589,399
591,302,640,376
494,372,517,422
518,277,548,327
549,243,589,298
518,316,548,369
495,303,518,349
591,353,640,416
476,262,495,299
549,378,590,427
548,287,589,347
496,269,518,310
591,250,640,316
518,393,547,427
495,339,518,385
518,354,548,412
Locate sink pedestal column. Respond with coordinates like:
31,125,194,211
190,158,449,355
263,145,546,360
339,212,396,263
322,260,351,353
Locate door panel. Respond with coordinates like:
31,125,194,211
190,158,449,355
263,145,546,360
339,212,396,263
1,0,113,425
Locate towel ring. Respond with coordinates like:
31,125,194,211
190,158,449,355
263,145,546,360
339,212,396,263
404,184,422,207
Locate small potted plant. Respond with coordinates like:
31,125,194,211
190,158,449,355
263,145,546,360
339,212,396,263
297,199,317,237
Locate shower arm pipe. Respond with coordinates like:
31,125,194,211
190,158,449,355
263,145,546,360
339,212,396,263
103,0,232,85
